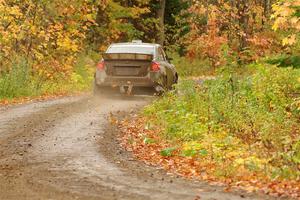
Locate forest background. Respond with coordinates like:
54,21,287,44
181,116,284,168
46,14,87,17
0,0,299,100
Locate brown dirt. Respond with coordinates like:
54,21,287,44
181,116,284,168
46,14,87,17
0,94,286,200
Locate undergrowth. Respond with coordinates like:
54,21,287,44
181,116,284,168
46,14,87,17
169,52,214,77
0,53,95,101
144,63,300,180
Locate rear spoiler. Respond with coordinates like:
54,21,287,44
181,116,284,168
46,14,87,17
102,53,153,61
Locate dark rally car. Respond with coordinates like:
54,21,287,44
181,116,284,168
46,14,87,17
94,41,178,95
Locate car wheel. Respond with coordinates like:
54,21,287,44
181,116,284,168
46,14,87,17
174,73,178,84
163,75,169,91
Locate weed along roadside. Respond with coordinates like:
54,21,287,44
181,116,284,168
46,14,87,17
118,64,300,199
0,54,95,105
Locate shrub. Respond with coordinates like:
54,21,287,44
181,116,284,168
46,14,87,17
144,63,300,179
169,52,213,77
0,58,38,99
0,52,95,100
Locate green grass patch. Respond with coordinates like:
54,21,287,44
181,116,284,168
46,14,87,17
144,63,300,180
0,53,95,101
169,52,213,77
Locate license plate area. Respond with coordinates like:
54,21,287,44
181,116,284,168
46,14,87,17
114,66,140,76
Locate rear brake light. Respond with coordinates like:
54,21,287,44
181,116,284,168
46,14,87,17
97,61,105,70
151,62,160,71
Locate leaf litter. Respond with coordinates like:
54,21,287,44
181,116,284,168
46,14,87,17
117,115,300,199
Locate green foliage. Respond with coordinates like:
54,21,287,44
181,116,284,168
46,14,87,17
0,52,94,100
169,52,213,77
143,137,156,144
164,0,190,47
266,55,300,69
181,141,208,157
160,147,177,157
91,0,155,49
0,58,36,99
144,64,300,179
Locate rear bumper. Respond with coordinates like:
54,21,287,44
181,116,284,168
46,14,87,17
95,70,160,87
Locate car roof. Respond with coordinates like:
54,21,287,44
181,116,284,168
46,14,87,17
109,42,161,48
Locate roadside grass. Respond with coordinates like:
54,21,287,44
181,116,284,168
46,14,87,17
0,58,36,99
144,63,300,179
120,63,300,196
169,53,214,77
0,53,95,103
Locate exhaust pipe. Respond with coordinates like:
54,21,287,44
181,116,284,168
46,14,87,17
120,85,133,95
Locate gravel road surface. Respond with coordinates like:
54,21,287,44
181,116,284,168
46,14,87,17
0,94,278,200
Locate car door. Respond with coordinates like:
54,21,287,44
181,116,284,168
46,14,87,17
157,47,174,88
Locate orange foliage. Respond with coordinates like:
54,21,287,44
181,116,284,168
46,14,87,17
186,6,227,69
118,116,300,199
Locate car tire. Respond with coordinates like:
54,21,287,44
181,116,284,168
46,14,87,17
174,73,178,84
162,75,169,91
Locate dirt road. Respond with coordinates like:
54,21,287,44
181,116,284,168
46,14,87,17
0,94,277,200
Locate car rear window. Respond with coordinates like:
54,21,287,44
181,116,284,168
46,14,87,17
107,45,155,55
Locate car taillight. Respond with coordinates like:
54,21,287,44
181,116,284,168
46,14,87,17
151,62,160,72
97,61,105,71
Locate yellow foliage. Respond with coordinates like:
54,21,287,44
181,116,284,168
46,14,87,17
0,0,96,79
272,0,300,45
282,34,297,46
182,141,202,151
131,6,150,19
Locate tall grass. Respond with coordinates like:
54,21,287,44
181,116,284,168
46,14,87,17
144,64,300,179
169,53,213,77
0,53,95,101
0,58,39,99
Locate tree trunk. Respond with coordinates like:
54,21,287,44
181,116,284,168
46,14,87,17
265,0,271,17
156,0,166,45
237,0,249,64
262,0,271,25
